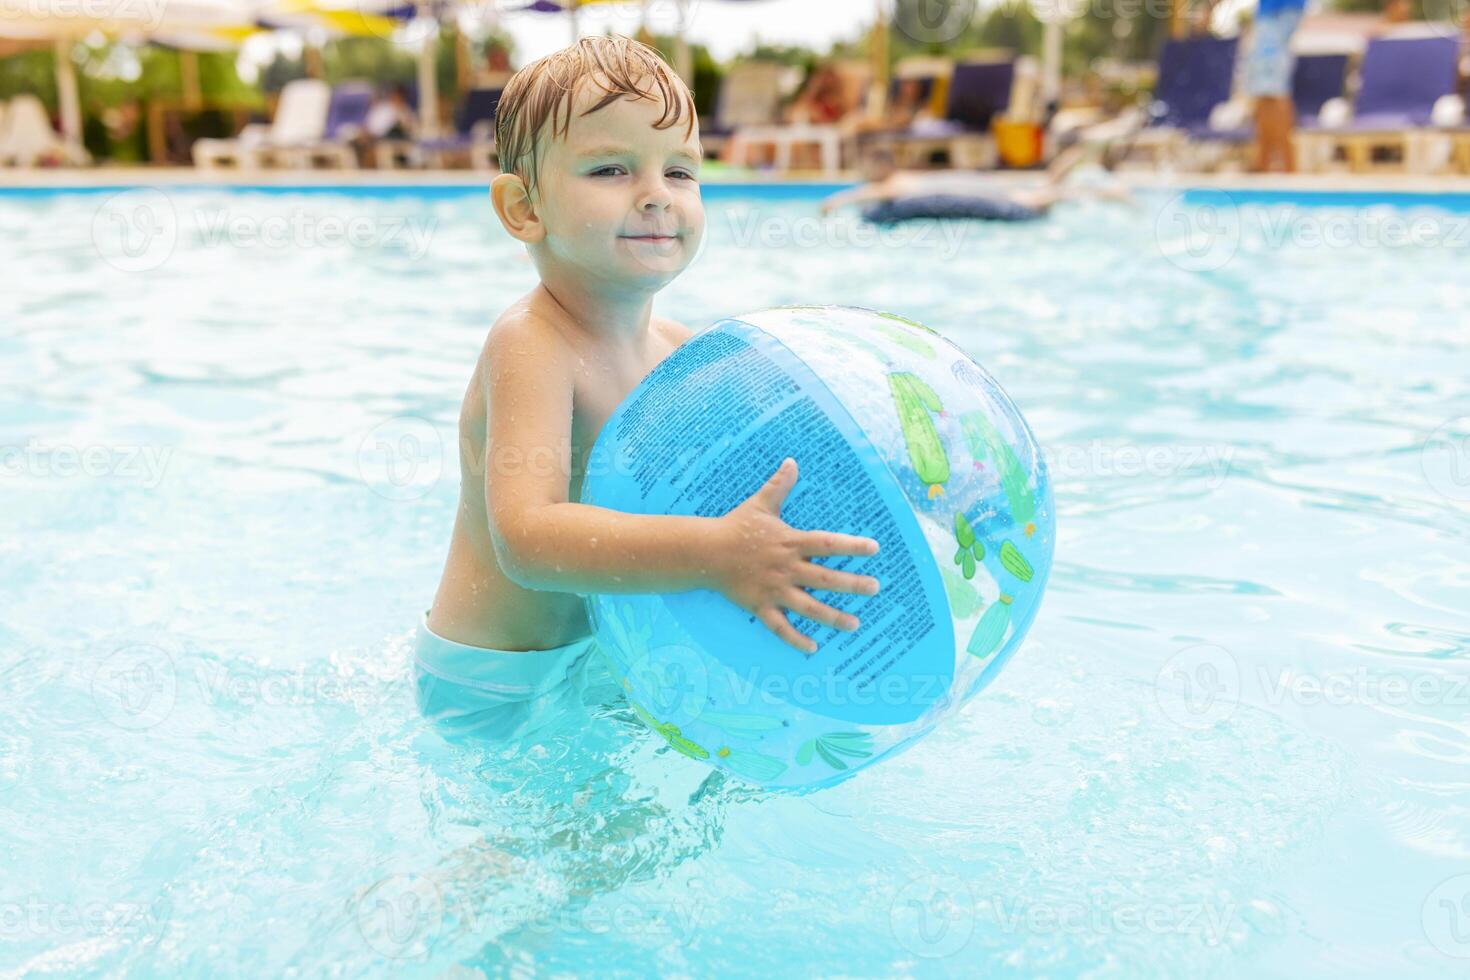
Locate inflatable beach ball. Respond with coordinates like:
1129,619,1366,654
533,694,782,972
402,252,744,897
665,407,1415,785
581,306,1053,791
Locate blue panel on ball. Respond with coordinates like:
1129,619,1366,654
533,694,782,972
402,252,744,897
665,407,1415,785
595,319,957,726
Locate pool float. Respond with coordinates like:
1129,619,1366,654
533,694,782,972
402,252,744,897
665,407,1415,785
581,306,1053,791
862,194,1042,225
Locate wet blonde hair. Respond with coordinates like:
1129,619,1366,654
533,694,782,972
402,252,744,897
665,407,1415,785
495,34,698,192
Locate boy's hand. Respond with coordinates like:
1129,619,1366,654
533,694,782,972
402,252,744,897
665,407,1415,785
711,458,881,655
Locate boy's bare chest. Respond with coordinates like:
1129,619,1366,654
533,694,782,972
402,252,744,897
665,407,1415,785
570,337,683,456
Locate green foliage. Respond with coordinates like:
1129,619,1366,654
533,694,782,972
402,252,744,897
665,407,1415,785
322,36,418,88
0,51,57,106
2,43,259,112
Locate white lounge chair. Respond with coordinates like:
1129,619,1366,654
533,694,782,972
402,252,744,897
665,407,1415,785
726,62,870,175
701,62,790,161
0,94,89,166
192,79,331,170
279,82,374,169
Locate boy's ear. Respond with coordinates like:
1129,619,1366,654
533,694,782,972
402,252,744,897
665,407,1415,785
490,173,545,244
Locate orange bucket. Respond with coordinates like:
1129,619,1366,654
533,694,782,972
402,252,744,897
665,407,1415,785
993,119,1043,168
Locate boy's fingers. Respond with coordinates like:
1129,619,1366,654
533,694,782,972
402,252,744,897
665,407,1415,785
796,561,881,597
757,606,817,655
786,589,860,633
755,458,798,512
801,531,879,557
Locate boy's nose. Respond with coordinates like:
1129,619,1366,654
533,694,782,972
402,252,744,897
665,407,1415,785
636,182,673,212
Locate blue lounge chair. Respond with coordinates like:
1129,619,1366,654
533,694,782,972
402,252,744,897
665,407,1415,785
885,60,1015,169
416,87,502,170
1124,36,1238,167
1300,36,1459,172
1293,53,1350,129
1152,36,1239,138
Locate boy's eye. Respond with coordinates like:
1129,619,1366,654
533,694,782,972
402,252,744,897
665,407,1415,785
588,165,626,177
668,168,697,181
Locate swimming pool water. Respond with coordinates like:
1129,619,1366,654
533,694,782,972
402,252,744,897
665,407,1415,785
2,183,1469,977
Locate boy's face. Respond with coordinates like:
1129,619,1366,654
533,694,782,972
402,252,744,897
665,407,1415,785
531,79,704,290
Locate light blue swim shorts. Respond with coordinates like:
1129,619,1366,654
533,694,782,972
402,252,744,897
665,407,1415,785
1244,7,1304,98
412,612,601,741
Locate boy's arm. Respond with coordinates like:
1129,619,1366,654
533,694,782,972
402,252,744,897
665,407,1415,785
483,317,719,596
483,317,881,653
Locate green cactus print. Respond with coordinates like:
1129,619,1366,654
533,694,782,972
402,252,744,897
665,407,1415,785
952,511,985,579
966,594,1013,659
628,699,710,761
889,372,950,498
941,567,984,618
959,411,1037,535
999,540,1034,583
796,731,875,771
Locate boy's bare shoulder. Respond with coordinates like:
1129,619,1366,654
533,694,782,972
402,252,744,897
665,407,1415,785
653,316,696,346
479,296,577,379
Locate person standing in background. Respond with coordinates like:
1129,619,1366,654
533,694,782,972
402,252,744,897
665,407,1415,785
1245,0,1309,172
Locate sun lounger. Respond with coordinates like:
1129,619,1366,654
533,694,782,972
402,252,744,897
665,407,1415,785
1296,36,1459,173
702,61,789,160
281,82,374,169
0,94,89,166
1292,53,1351,129
881,59,1015,170
412,87,501,170
726,61,869,174
1125,36,1237,168
192,78,331,170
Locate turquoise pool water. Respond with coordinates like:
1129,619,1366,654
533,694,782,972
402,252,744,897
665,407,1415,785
2,182,1469,977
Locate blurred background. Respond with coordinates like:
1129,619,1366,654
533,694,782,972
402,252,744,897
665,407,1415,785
1,0,1467,176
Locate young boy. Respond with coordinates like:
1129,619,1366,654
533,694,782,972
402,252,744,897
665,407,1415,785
417,36,882,739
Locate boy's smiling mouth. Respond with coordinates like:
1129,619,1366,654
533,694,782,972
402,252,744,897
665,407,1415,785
619,232,682,245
